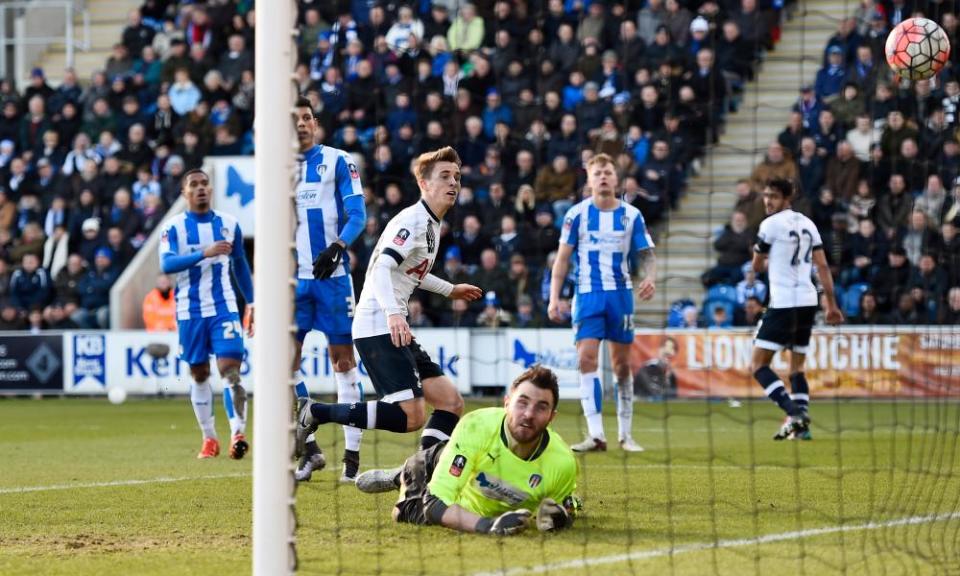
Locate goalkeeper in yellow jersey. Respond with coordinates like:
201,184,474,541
356,365,581,535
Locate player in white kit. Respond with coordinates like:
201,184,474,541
298,147,482,453
750,178,843,440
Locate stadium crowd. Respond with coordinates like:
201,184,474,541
698,6,960,328
13,0,950,332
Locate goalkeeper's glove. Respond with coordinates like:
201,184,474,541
476,509,531,536
313,242,345,279
536,498,572,532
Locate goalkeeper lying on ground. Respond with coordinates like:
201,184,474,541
356,365,581,535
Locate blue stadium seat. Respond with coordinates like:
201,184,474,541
706,285,738,305
702,299,735,327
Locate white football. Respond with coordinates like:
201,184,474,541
108,387,127,405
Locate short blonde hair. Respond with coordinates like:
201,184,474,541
413,146,462,181
586,153,615,170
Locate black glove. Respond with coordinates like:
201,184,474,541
536,498,572,532
313,242,345,279
477,509,531,535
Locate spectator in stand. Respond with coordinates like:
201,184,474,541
796,136,826,202
749,142,797,195
940,287,960,324
447,3,484,53
735,295,765,327
901,210,939,266
876,173,913,239
8,253,51,314
0,302,26,330
407,297,434,329
476,291,512,328
825,141,860,201
736,263,768,305
473,248,512,312
535,154,577,222
815,46,848,101
914,174,948,228
72,247,117,328
911,253,948,317
939,221,960,287
454,214,490,270
843,217,887,286
845,114,874,161
54,253,85,305
850,290,887,324
142,273,175,332
732,178,765,232
704,210,753,286
889,291,924,325
872,245,913,312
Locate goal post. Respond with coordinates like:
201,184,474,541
252,1,297,574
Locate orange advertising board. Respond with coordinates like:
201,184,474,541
630,328,960,398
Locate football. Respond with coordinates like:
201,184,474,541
885,17,951,80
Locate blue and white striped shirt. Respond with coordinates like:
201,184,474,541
295,144,366,279
159,210,250,321
560,199,655,294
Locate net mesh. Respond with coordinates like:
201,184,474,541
288,0,960,573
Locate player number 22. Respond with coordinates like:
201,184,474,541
788,230,813,266
222,320,243,339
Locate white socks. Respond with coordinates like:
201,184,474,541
190,380,216,439
616,376,634,441
335,368,363,452
222,386,247,436
579,372,606,441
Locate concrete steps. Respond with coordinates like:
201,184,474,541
33,0,140,85
646,0,852,325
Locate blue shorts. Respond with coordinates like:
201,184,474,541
572,290,635,344
295,275,354,345
178,312,246,366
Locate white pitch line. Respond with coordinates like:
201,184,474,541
589,463,866,472
472,511,960,576
0,472,251,495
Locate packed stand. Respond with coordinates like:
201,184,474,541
691,4,960,327
0,0,783,331
296,0,784,327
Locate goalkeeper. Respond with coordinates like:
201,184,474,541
356,365,580,535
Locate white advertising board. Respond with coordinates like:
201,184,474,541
62,329,471,396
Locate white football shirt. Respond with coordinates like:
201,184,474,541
353,200,441,338
755,209,823,309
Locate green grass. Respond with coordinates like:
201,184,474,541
1,397,958,575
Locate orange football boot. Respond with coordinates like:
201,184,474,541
197,437,220,459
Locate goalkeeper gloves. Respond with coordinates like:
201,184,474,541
313,242,345,279
536,498,573,532
476,509,531,535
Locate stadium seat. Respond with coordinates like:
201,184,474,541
706,285,738,305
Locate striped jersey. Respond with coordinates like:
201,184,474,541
560,199,654,293
159,210,241,320
295,144,364,279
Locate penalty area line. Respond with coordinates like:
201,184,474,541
471,511,960,576
0,472,251,495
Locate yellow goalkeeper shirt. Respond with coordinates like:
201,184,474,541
427,407,578,518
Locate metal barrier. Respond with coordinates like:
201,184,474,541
0,0,89,86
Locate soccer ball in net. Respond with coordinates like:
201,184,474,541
885,17,951,81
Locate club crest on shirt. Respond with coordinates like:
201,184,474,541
348,163,360,179
316,164,326,177
221,227,233,242
393,228,410,246
426,222,436,253
528,474,542,488
621,215,630,229
450,454,467,477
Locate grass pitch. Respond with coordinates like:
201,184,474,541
0,397,958,576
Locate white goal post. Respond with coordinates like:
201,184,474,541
252,1,297,574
